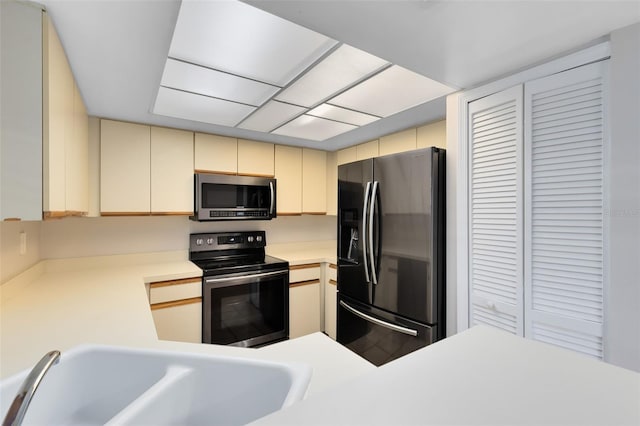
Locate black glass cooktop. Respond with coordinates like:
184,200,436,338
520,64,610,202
191,254,288,277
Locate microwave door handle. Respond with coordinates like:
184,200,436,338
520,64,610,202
369,181,378,285
269,181,275,215
362,181,371,283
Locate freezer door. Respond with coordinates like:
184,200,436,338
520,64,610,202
337,295,436,366
371,148,443,325
338,159,373,305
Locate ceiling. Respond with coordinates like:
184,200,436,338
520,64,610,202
39,0,640,151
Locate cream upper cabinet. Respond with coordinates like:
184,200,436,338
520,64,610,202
302,148,327,214
417,120,446,149
100,120,151,214
337,146,357,165
43,13,89,218
325,151,338,216
194,133,237,174
0,0,43,221
274,145,302,215
66,82,89,214
151,127,194,214
379,128,417,156
237,139,274,177
356,139,379,160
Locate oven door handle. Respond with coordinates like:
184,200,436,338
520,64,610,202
204,270,288,285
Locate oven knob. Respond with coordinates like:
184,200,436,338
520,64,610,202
206,238,214,245
248,236,254,243
256,235,263,242
196,238,203,246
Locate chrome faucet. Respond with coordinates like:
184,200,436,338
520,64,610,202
2,350,61,426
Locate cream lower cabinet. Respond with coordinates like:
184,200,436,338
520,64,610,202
324,263,338,340
275,145,302,215
289,264,321,339
149,277,202,344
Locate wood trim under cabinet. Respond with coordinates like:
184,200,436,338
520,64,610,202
237,172,275,178
278,212,302,216
149,212,193,216
329,264,337,270
43,211,68,219
100,212,151,216
290,263,322,270
290,279,320,288
149,277,202,288
3,218,22,221
302,212,327,215
329,279,337,286
150,297,202,310
194,169,238,176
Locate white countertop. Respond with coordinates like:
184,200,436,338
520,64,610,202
253,325,640,425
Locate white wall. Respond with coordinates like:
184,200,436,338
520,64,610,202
445,94,460,337
0,221,41,283
40,215,336,259
606,22,640,372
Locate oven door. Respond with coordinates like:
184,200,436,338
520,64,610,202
202,269,289,347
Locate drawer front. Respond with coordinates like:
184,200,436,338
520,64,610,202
149,277,202,304
289,263,321,283
328,263,337,282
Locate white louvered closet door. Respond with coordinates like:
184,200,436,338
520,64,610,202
468,85,524,336
524,61,608,359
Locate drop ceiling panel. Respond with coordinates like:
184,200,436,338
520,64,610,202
276,44,389,108
238,101,306,132
153,86,255,127
160,58,279,106
331,65,455,118
168,0,337,86
308,104,379,126
273,115,357,141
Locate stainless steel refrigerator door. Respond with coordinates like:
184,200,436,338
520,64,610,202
337,294,436,366
337,159,374,305
370,149,441,325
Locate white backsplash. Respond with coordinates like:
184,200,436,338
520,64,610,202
0,221,42,284
40,215,337,259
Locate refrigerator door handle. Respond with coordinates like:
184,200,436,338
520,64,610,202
340,300,418,337
369,181,379,285
362,181,371,283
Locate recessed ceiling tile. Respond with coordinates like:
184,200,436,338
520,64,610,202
330,65,455,117
169,0,337,87
160,58,279,106
272,115,357,141
276,44,389,108
308,104,379,126
153,86,255,127
238,101,305,132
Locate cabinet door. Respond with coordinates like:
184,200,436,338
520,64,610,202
379,128,417,156
43,14,72,216
468,85,524,336
100,120,151,214
237,139,274,177
194,133,237,174
524,62,607,359
0,1,42,221
290,282,321,339
417,120,446,149
151,126,193,214
66,81,89,215
151,300,202,344
324,264,338,340
337,146,357,166
274,145,302,214
302,148,327,214
326,151,338,216
356,139,379,160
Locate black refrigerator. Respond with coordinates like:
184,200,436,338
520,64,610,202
337,147,445,366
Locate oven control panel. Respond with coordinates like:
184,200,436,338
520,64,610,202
190,231,266,252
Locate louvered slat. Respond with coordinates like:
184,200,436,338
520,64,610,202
468,85,524,336
524,61,607,359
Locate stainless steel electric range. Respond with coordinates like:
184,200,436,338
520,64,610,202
189,231,289,348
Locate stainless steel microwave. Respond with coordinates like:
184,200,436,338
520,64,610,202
192,173,276,221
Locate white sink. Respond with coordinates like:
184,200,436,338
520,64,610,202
0,345,311,426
